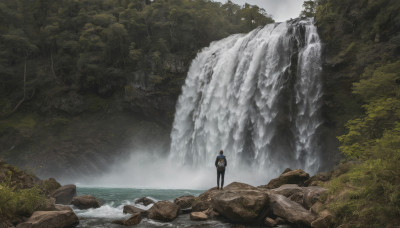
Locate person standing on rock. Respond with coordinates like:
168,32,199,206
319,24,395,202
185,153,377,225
215,150,227,190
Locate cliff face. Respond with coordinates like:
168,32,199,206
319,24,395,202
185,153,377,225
316,0,400,134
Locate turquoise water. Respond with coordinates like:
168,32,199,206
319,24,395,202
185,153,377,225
74,187,292,228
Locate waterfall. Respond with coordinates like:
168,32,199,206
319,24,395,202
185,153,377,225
169,19,323,179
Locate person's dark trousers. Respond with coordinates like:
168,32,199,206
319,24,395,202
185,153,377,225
217,169,225,189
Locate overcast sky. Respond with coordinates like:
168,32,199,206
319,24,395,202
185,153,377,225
215,0,306,22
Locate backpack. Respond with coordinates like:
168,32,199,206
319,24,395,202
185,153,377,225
217,158,225,171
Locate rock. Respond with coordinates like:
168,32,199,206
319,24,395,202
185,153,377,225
16,210,79,228
310,201,324,214
282,168,292,174
174,195,195,209
270,184,303,197
224,182,258,191
190,212,208,221
192,187,219,212
71,195,101,209
311,210,334,228
51,185,77,205
41,198,56,211
271,184,328,209
180,207,192,214
112,212,142,226
135,197,155,206
40,178,62,196
261,169,310,189
147,201,180,222
265,217,277,227
55,204,73,211
269,193,316,226
123,205,147,217
304,172,331,186
203,208,220,219
303,186,328,209
211,182,270,224
275,217,285,224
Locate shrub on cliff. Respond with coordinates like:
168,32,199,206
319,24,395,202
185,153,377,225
0,183,46,218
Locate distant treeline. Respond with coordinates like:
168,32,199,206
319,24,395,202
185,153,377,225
0,0,273,115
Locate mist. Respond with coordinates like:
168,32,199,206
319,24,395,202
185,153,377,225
72,148,282,190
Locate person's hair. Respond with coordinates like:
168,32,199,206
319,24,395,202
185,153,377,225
219,150,223,154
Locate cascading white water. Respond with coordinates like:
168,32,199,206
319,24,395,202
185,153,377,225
170,19,323,180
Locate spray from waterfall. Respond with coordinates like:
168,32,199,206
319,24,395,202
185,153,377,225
169,18,323,181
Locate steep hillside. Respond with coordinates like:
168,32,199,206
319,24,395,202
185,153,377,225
315,0,400,226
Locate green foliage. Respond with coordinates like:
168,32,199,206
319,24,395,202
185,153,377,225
300,0,317,18
0,114,37,135
0,0,274,113
0,166,46,219
338,61,400,160
326,133,400,226
0,184,46,218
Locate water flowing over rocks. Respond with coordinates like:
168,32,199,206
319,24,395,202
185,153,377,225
147,201,180,222
51,184,77,205
16,210,79,228
135,197,155,206
170,19,325,177
71,195,101,209
123,205,147,217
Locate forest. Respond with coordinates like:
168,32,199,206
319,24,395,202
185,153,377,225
0,0,272,117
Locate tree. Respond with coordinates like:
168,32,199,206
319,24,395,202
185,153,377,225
300,0,317,18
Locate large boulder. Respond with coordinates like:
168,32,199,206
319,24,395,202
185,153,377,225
211,182,270,224
112,212,142,226
192,187,219,212
147,201,180,222
55,204,73,211
190,212,208,221
71,195,101,209
271,184,328,209
123,205,148,217
174,195,195,209
261,169,310,189
41,198,57,211
269,193,316,226
135,197,155,206
51,185,77,205
16,210,79,228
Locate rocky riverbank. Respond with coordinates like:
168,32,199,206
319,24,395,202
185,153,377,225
1,162,335,228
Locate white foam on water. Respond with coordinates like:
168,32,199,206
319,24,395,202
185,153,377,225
74,203,129,219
